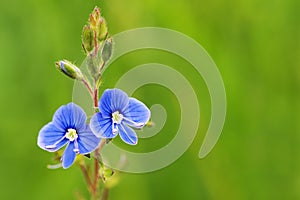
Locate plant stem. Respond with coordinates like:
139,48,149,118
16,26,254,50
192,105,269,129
92,138,106,196
94,87,98,108
82,78,94,98
79,163,93,193
93,31,98,56
93,148,100,190
99,61,106,75
91,77,102,198
101,188,109,200
83,42,110,199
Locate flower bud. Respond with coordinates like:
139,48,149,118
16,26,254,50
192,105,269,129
103,168,114,178
88,6,108,42
99,166,115,181
145,120,154,127
89,7,101,30
98,17,108,42
101,37,113,63
55,60,83,80
82,25,94,53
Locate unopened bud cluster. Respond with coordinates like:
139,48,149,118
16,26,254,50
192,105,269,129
55,6,112,85
82,6,109,55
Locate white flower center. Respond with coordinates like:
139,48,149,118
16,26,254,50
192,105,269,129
112,111,123,124
65,128,78,141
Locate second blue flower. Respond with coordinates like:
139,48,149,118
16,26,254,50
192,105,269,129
90,88,151,145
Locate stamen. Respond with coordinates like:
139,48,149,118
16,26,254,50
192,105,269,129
112,123,118,134
45,136,66,149
111,111,124,135
123,116,144,128
73,139,80,154
112,111,123,124
65,128,78,141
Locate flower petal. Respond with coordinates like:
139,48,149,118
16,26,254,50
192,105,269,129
52,103,87,131
37,122,68,152
61,142,76,169
90,112,117,138
77,125,101,154
99,89,129,117
123,98,151,128
119,123,138,145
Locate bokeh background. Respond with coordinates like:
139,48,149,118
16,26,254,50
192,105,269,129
0,0,299,199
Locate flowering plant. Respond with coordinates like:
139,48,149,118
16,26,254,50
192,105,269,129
37,6,151,200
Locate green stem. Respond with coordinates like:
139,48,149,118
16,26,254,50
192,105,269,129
84,41,109,200
99,61,106,75
101,188,109,200
90,78,108,199
93,31,99,57
79,163,93,194
81,78,94,99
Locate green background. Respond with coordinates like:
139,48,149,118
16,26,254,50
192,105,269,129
0,0,299,199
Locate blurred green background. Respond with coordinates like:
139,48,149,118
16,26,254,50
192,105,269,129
0,0,299,199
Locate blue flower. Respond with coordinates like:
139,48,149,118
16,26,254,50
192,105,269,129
38,103,101,169
90,88,151,145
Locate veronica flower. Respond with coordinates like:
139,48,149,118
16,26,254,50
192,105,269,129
90,89,151,145
37,103,101,169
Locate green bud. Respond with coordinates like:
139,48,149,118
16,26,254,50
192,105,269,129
145,120,154,127
89,6,101,30
98,18,108,42
88,7,108,42
101,37,113,63
99,166,114,181
55,60,83,80
82,25,94,53
103,168,114,178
